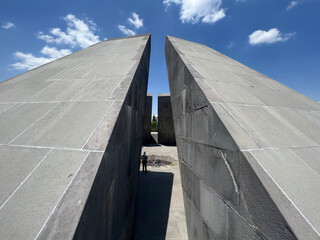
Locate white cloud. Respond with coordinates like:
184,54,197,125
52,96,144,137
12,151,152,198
163,0,226,24
118,25,136,36
11,52,52,70
249,28,295,45
163,0,181,10
37,14,100,48
128,12,143,29
40,46,71,59
286,1,298,10
202,9,225,23
11,46,71,70
2,22,15,29
11,14,98,70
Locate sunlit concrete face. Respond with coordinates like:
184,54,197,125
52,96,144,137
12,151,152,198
165,35,320,239
0,34,151,239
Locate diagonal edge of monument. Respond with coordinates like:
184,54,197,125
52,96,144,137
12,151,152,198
1,33,151,84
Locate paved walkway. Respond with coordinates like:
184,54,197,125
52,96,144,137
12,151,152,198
134,146,188,240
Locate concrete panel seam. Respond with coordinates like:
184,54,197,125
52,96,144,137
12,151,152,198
0,143,99,152
23,81,58,102
249,151,320,237
241,145,320,152
219,102,262,148
81,65,99,79
8,103,59,144
81,100,116,150
211,101,320,112
262,106,316,145
289,149,320,177
0,103,18,117
70,77,98,101
34,150,91,240
0,148,54,211
181,158,234,208
0,100,124,104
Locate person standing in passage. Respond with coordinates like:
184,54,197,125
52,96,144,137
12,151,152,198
141,152,148,173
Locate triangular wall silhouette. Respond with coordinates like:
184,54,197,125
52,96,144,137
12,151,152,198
165,35,320,240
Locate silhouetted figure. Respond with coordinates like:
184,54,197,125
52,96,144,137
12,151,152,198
141,152,148,173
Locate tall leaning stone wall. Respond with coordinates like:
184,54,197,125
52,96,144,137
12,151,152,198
166,36,320,239
40,35,151,240
0,34,150,240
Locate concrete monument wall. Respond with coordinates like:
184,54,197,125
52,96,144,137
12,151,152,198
165,36,320,239
143,93,153,144
158,94,176,145
0,34,150,239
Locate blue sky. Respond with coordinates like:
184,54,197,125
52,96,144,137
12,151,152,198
1,0,319,115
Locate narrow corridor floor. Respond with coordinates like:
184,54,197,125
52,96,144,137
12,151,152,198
134,149,188,240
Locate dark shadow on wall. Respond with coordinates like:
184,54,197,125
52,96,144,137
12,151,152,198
134,172,174,240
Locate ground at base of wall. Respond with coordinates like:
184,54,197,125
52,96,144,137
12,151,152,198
134,154,188,240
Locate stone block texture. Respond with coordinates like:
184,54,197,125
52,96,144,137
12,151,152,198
158,94,176,145
143,93,153,144
0,34,151,239
165,36,320,240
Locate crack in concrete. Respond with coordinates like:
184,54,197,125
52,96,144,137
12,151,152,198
221,150,239,194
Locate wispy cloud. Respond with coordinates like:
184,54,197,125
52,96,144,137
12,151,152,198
227,42,234,48
2,22,15,29
128,12,143,29
163,0,226,24
249,28,295,45
286,1,298,11
163,0,181,10
118,12,143,36
37,14,100,48
118,25,136,36
11,14,99,70
11,46,71,70
40,46,71,59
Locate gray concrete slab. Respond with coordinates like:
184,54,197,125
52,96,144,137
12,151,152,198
0,103,16,115
13,101,112,149
27,79,90,102
0,146,49,205
166,35,320,239
0,34,151,239
0,149,89,240
221,103,315,148
0,102,56,143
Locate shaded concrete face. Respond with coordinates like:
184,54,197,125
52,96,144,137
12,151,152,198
143,93,153,144
0,34,150,239
166,36,320,239
158,94,176,145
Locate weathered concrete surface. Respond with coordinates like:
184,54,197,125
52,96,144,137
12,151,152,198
143,93,153,144
165,36,320,239
134,149,188,240
0,34,150,239
158,94,176,145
